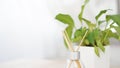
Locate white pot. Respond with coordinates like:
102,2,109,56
78,46,110,68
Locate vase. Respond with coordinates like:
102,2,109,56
66,51,84,68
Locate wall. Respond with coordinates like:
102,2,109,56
118,0,120,13
0,0,118,62
0,0,67,62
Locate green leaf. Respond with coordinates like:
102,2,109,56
96,40,105,52
65,26,73,39
107,29,119,39
79,5,85,22
106,14,120,26
95,10,108,21
94,46,100,57
74,28,82,38
73,27,86,42
86,31,94,45
93,28,100,40
72,36,82,42
74,27,86,37
55,14,74,27
78,0,89,22
84,39,89,45
82,18,96,30
101,30,110,45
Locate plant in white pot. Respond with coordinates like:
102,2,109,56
55,0,120,68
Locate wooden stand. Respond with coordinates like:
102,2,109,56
63,30,88,68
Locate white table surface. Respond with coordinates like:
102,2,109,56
0,59,66,68
0,59,120,68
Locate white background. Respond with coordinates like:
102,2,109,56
0,0,67,62
0,0,119,64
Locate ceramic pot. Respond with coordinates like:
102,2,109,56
76,46,110,68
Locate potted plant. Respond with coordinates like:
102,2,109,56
55,0,120,68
